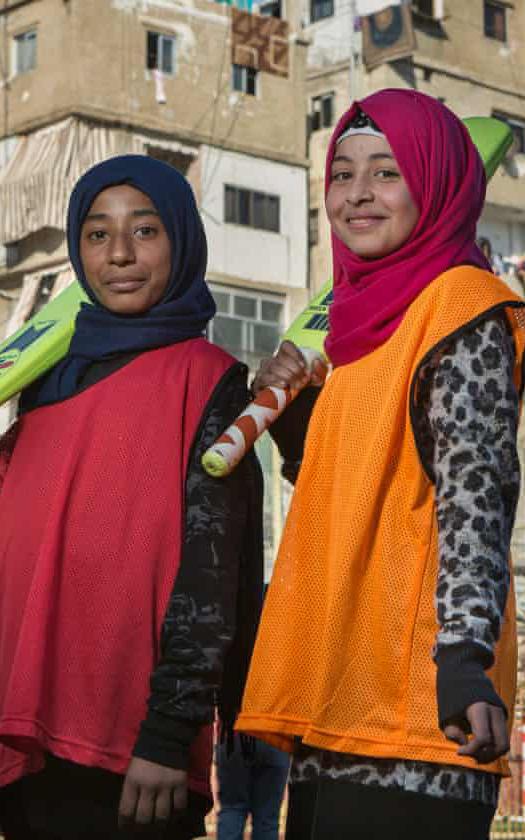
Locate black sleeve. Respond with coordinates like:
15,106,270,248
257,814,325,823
0,422,19,494
133,363,264,769
269,385,320,484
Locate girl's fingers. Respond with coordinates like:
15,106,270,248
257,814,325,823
279,340,308,364
172,778,188,812
456,702,508,764
135,786,156,826
118,778,139,827
155,788,172,824
310,358,329,386
458,703,492,760
253,361,308,393
443,723,468,746
489,705,510,757
252,342,327,394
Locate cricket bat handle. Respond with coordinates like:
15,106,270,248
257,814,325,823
201,348,325,478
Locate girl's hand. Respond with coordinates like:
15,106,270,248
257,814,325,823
118,756,187,828
443,701,509,764
252,341,328,396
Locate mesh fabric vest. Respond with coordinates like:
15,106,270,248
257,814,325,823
237,267,525,776
0,338,234,795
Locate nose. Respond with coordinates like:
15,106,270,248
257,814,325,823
108,231,136,266
345,172,374,206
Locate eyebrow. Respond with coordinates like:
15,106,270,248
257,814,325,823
84,208,160,221
332,153,395,164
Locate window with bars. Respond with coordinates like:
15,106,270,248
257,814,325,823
14,30,37,75
310,0,334,23
310,93,334,133
147,31,176,75
224,185,280,233
232,64,258,96
484,1,506,41
208,286,284,368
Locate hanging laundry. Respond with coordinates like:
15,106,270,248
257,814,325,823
153,69,167,105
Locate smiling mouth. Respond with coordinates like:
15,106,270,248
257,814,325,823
105,278,147,293
345,217,386,229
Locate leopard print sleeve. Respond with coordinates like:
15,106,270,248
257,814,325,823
417,314,520,658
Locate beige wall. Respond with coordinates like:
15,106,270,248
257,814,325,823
306,1,525,293
0,0,307,166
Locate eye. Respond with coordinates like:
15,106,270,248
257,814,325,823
331,170,352,182
87,229,108,242
375,169,400,180
135,225,158,239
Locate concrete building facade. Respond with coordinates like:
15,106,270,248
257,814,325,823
305,0,525,294
0,0,310,574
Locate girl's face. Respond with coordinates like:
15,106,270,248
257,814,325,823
80,185,171,315
326,133,420,260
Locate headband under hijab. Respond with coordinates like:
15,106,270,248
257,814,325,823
20,155,216,412
324,90,490,368
336,110,384,143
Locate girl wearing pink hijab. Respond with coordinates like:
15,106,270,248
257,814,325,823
236,90,525,839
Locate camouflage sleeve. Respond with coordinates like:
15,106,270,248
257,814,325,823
133,363,264,770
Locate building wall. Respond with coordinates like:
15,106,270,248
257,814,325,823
0,0,308,166
202,145,308,292
305,1,525,293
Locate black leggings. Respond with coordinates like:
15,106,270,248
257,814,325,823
286,779,496,840
0,755,208,840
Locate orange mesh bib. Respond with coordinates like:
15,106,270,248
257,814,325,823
237,267,525,776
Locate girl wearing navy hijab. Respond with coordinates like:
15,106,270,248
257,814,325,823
0,156,263,839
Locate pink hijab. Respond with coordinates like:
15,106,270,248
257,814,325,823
324,89,490,367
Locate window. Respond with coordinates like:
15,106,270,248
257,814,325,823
493,111,525,154
14,30,37,75
147,31,176,75
309,209,319,247
413,0,445,17
208,286,284,367
310,0,334,23
413,0,434,15
28,274,56,318
232,64,258,96
258,0,282,17
224,185,280,233
310,92,334,133
484,1,506,42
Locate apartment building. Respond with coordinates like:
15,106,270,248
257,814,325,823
0,0,310,573
305,0,525,293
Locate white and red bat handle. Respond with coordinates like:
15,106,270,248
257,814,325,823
201,348,326,478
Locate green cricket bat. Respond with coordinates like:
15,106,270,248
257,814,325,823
0,117,513,407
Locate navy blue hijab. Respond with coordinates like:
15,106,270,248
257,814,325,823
21,155,216,411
